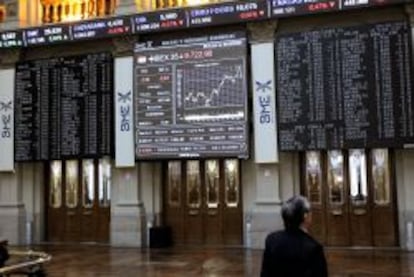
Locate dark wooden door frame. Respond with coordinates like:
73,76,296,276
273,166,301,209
46,159,110,243
300,150,398,247
163,159,243,246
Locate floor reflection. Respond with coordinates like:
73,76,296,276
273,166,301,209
6,245,414,276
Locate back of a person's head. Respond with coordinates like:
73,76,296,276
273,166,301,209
281,195,311,230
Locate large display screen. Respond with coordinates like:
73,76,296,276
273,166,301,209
134,32,249,159
276,21,414,151
15,53,113,161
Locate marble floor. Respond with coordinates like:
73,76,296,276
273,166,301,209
4,244,414,276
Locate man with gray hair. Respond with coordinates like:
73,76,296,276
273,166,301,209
260,195,328,277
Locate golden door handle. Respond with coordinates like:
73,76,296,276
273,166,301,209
188,209,199,215
353,208,367,215
331,209,343,216
207,209,218,216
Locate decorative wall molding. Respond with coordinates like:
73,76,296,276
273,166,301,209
247,21,278,43
112,36,137,56
0,48,20,66
406,4,414,25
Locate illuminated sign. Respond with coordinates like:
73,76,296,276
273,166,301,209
0,0,410,49
71,17,131,40
24,25,71,46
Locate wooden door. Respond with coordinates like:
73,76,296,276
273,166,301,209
96,158,111,242
301,149,398,247
325,150,350,246
164,159,242,245
204,160,223,245
47,161,64,242
164,161,185,244
47,158,111,243
64,160,81,242
80,159,96,242
348,149,373,246
303,151,326,244
222,159,242,245
370,149,398,247
185,160,204,244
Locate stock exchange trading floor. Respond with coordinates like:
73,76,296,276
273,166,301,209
8,244,414,276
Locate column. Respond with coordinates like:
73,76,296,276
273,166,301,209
88,0,95,17
21,163,45,245
2,0,19,29
0,50,26,245
111,165,145,247
0,169,24,244
407,5,414,55
110,39,144,247
52,4,59,23
399,5,414,251
0,5,6,23
110,0,116,14
116,0,144,15
138,162,163,247
97,0,104,16
245,21,298,249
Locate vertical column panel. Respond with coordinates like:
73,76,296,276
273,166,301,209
251,42,278,164
0,69,14,172
115,57,135,168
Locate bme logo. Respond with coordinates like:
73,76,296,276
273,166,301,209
255,80,273,124
0,100,12,111
0,100,12,138
118,91,132,132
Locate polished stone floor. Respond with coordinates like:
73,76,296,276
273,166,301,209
5,244,414,276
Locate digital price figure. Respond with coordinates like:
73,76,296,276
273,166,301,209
271,0,339,16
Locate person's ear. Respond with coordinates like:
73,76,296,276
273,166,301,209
303,212,308,221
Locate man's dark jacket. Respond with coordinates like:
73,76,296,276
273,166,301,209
260,228,328,277
0,243,9,267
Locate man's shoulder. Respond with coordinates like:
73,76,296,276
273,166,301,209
301,231,325,252
264,230,287,244
266,229,323,247
266,230,285,239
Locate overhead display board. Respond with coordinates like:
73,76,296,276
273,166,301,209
187,0,267,27
134,32,249,159
14,53,113,161
24,25,71,46
276,21,414,151
0,0,409,49
270,0,339,17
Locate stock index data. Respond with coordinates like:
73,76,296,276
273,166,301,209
134,32,249,159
